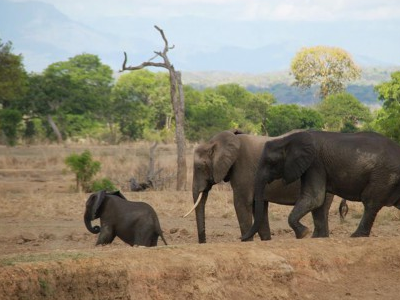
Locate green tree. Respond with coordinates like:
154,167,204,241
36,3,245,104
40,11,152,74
291,46,361,99
375,71,400,108
0,39,27,108
23,54,113,142
373,71,400,142
46,53,113,116
0,108,22,146
111,70,171,141
214,83,276,134
317,92,372,132
266,104,323,136
244,92,276,135
185,88,235,141
215,83,251,108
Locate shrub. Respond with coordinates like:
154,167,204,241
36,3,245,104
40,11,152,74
90,178,116,192
65,150,101,192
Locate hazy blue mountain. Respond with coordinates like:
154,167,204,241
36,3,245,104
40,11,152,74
1,0,399,73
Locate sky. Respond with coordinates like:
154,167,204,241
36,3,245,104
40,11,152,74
14,0,400,22
4,0,400,72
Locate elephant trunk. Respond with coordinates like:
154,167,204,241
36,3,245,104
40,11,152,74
194,191,209,243
84,212,101,234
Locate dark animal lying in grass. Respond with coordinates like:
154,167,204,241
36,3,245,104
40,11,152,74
84,190,167,247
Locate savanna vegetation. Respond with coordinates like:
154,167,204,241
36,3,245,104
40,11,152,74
1,39,400,147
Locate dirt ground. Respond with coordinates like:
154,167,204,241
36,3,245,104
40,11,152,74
1,144,400,299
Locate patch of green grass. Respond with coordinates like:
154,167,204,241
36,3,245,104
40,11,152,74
0,252,93,267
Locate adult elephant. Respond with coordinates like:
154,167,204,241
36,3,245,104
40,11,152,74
185,129,334,243
242,130,400,241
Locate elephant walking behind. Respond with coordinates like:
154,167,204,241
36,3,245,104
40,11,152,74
186,129,335,243
242,130,400,241
84,190,167,247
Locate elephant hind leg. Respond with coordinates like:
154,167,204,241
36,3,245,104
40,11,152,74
257,201,271,241
234,193,255,240
311,193,333,238
351,203,381,237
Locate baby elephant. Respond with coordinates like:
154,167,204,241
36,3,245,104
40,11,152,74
84,190,167,247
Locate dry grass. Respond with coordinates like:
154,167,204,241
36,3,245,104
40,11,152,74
0,142,196,193
0,142,399,248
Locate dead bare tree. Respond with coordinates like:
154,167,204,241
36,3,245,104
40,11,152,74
120,25,187,190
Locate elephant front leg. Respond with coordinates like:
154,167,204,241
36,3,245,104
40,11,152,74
289,173,326,239
351,203,381,237
235,194,271,241
234,196,255,241
95,225,116,245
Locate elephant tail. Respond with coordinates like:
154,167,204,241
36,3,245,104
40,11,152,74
339,198,349,221
241,200,265,241
160,233,168,246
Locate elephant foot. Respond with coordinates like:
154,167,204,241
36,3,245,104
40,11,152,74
258,229,272,241
311,229,329,238
350,231,370,238
295,226,310,239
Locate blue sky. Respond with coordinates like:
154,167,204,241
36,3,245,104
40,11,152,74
4,0,400,72
15,0,400,22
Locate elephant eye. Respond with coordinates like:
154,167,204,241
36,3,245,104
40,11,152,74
266,157,279,166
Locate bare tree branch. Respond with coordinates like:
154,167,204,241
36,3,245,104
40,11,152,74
154,25,175,54
120,25,187,190
120,51,166,72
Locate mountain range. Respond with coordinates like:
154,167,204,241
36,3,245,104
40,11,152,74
1,0,399,74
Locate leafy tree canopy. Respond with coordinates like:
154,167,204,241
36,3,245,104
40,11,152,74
0,108,22,146
291,46,361,99
266,104,323,136
111,70,171,140
44,53,113,116
375,71,400,108
373,71,400,142
185,87,235,141
0,39,27,108
317,92,372,132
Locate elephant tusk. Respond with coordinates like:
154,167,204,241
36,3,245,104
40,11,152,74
183,195,202,218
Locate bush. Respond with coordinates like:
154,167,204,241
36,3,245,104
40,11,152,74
90,178,116,192
65,150,101,192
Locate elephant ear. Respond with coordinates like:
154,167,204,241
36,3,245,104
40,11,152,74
283,132,316,184
88,190,106,220
210,131,241,183
109,190,127,200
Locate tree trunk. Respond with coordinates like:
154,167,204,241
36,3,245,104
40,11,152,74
174,71,187,190
120,25,187,191
168,69,187,190
47,115,63,144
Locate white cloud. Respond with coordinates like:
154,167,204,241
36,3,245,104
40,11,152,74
240,0,400,21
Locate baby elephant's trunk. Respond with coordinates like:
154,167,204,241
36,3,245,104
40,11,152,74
84,213,100,234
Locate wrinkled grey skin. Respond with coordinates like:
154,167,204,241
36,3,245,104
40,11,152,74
84,190,167,247
242,131,400,241
192,130,334,243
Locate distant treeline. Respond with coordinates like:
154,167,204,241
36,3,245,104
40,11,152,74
246,84,379,106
